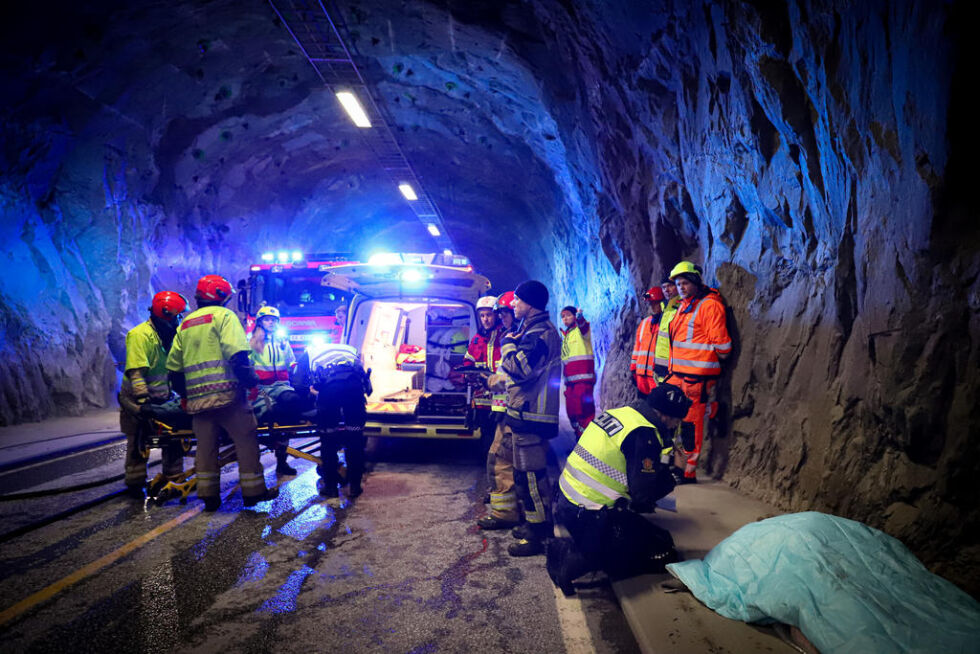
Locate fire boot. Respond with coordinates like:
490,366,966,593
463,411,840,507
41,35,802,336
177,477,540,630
507,522,550,557
243,487,279,507
275,445,297,476
477,515,521,530
511,524,534,540
546,538,591,597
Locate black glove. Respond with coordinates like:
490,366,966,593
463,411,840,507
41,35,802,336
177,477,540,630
630,500,655,514
138,402,156,417
168,371,187,398
230,351,260,389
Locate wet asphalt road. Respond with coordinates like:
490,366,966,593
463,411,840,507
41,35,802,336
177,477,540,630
0,437,639,653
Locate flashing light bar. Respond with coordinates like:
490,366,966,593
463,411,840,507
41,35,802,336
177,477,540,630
367,252,403,266
443,249,452,256
277,251,289,263
426,224,440,237
401,268,424,283
398,183,418,201
291,250,303,262
336,91,372,128
261,252,274,262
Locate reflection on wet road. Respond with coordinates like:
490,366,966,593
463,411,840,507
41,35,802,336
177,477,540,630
0,439,639,653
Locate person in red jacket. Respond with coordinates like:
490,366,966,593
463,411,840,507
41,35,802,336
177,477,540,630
667,262,732,483
559,306,595,438
464,296,503,450
631,286,665,397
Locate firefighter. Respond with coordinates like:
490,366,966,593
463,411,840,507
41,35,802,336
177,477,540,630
546,383,692,596
667,261,732,483
166,275,277,511
480,292,515,509
119,291,189,498
481,280,561,557
464,295,503,450
306,343,372,498
630,287,664,397
248,305,302,476
559,306,595,439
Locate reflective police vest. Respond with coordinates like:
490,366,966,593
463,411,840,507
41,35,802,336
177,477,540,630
560,325,595,384
653,296,680,378
558,406,671,510
250,336,296,385
121,319,170,401
668,290,731,377
166,305,248,413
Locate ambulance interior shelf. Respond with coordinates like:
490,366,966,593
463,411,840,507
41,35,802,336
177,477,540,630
349,299,472,414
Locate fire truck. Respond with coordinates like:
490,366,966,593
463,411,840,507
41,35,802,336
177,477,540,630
238,251,359,355
239,251,494,444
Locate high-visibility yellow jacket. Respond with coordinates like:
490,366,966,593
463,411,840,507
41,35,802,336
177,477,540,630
166,306,249,413
668,290,731,378
559,406,673,510
121,320,170,402
653,297,680,378
560,320,595,385
250,336,296,385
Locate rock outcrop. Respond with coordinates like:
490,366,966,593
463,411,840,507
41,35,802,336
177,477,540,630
0,0,975,594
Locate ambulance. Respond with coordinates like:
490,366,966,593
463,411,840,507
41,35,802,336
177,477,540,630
317,252,493,442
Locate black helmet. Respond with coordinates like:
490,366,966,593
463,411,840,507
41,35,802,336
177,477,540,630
645,384,691,419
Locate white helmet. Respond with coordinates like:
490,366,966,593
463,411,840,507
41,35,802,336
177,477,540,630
476,296,497,311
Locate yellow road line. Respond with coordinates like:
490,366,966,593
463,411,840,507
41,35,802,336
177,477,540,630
0,485,239,627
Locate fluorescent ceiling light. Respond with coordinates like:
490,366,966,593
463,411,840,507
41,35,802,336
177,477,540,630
335,91,372,128
398,183,418,201
427,224,440,237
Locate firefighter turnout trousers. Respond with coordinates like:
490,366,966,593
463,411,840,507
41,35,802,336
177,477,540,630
192,399,268,500
491,423,552,529
672,375,717,479
119,399,185,488
487,421,519,521
316,380,368,494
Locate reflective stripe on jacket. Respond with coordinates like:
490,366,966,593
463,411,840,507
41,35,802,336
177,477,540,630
559,406,667,509
501,313,561,437
464,326,502,371
653,297,680,377
668,290,731,377
250,336,296,385
560,321,595,385
121,320,170,401
166,306,248,413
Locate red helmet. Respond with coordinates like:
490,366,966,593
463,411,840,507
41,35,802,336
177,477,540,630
195,274,233,303
495,291,516,312
644,286,665,302
150,291,188,321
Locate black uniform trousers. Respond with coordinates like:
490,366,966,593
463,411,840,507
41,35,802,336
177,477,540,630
316,380,367,492
554,493,676,581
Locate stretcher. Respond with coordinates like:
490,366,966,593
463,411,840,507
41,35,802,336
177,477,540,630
139,415,330,506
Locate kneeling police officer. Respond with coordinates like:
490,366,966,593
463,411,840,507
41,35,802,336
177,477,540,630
547,383,692,595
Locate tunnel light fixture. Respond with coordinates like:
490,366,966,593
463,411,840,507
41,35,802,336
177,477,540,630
335,91,372,128
277,251,290,263
398,183,418,201
427,224,440,237
261,252,274,262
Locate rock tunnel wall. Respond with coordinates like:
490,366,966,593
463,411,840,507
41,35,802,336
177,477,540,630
0,0,976,593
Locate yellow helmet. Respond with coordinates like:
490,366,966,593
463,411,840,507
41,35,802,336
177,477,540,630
669,261,701,280
256,305,281,320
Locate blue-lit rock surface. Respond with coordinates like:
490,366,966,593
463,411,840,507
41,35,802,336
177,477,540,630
0,1,976,593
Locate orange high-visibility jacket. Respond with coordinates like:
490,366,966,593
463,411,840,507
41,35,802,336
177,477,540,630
668,290,731,377
631,316,658,394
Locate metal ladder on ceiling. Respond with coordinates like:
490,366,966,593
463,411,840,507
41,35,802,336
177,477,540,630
268,0,454,252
